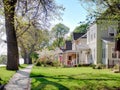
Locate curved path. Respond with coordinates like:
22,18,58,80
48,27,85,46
4,65,33,90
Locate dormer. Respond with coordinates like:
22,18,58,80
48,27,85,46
108,27,116,38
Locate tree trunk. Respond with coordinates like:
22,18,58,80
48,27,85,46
26,53,32,64
23,52,32,64
22,52,27,64
3,0,19,70
27,54,32,64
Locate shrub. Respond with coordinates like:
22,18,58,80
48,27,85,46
52,60,60,67
46,61,53,66
95,64,101,69
30,52,39,63
74,64,78,67
113,64,119,70
91,64,96,69
91,63,105,69
35,61,41,66
95,63,104,69
78,64,81,67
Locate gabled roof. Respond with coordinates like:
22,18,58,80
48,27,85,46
81,33,87,38
60,40,72,52
65,41,72,50
73,33,85,40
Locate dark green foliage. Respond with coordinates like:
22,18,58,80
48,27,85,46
78,64,81,67
35,60,60,67
91,64,96,69
35,61,42,66
73,24,88,33
74,64,78,67
51,23,69,48
30,52,39,63
46,61,54,66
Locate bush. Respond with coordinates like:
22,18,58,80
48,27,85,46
95,64,101,69
74,64,78,67
35,61,41,66
35,59,60,67
46,61,53,66
113,64,119,70
92,63,105,69
91,64,96,69
52,60,60,67
78,64,81,67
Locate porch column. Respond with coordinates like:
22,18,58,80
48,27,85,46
66,53,68,65
76,52,77,65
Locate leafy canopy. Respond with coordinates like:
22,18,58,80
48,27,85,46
73,24,88,33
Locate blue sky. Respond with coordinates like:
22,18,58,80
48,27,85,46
53,0,88,32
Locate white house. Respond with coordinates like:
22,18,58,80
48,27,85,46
87,20,118,67
61,20,119,67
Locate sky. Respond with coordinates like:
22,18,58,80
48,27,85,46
52,0,88,33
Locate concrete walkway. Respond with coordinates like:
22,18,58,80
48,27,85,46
0,64,6,67
4,65,33,90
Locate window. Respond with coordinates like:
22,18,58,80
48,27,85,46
93,49,95,59
91,34,93,41
111,48,117,58
94,33,96,39
68,56,71,60
108,27,115,37
109,33,114,36
119,52,120,58
112,52,117,58
102,48,106,59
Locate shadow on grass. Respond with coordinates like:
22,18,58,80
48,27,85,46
31,73,120,90
31,73,120,81
31,77,69,90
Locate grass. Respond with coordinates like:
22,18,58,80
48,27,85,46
19,64,28,69
0,64,28,85
30,66,120,90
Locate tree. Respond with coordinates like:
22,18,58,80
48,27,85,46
79,0,120,23
3,0,19,70
18,26,49,64
2,0,63,70
51,23,69,48
73,24,88,33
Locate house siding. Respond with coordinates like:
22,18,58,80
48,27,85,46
87,20,118,65
87,23,97,64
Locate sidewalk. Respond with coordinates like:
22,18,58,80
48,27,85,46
4,65,33,90
0,64,6,67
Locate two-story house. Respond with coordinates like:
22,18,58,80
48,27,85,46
61,40,77,66
72,33,90,65
87,20,119,67
60,20,119,67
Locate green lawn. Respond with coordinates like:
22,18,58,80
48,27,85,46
0,64,28,85
30,66,120,90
